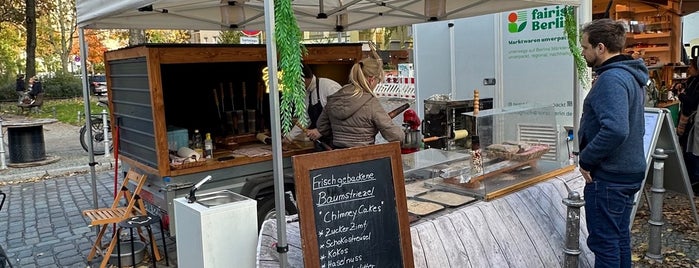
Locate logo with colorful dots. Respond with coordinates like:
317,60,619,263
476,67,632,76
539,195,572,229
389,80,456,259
507,11,528,33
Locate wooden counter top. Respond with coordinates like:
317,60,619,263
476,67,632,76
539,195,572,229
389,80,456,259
122,141,316,177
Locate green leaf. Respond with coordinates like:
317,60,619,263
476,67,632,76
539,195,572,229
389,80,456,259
517,22,527,32
563,6,590,91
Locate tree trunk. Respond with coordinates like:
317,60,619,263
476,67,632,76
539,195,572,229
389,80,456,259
25,0,36,78
129,29,146,46
58,0,76,74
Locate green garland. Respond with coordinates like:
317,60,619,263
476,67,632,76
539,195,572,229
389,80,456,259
563,6,590,90
275,0,306,134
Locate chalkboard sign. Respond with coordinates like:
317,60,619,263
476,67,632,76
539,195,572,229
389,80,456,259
293,142,414,268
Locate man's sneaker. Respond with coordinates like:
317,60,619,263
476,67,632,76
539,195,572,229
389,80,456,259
29,99,35,105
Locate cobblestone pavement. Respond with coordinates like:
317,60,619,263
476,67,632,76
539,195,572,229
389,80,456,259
2,113,699,267
1,113,176,267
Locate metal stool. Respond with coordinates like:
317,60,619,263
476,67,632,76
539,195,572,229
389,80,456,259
116,214,169,267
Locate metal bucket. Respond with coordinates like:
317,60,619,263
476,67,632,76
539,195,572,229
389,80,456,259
404,130,421,149
109,241,146,267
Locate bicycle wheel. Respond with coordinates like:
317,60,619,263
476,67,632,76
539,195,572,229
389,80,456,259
80,118,113,155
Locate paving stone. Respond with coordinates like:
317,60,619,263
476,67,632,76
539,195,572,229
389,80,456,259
56,253,85,267
23,238,40,245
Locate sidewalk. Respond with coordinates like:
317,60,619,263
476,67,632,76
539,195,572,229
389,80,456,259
1,114,176,267
2,113,699,267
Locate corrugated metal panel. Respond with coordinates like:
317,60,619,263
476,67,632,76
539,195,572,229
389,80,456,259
517,124,558,161
109,57,158,168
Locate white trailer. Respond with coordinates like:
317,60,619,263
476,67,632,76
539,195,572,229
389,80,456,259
412,5,578,164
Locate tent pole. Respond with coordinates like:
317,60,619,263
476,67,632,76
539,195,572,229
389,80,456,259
263,0,289,267
449,20,456,97
78,28,98,211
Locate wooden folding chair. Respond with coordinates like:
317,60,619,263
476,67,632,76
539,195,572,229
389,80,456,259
82,169,163,267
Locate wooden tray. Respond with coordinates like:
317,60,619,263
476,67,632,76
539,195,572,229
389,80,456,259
443,159,536,186
170,160,206,170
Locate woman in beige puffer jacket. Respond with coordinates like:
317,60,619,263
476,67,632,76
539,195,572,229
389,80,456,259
315,57,404,148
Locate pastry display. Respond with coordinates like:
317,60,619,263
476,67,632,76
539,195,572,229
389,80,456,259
405,181,432,197
406,199,444,216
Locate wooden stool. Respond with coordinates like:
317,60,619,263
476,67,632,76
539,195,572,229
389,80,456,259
116,214,169,267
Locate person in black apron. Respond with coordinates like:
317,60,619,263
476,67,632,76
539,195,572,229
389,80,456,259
301,64,341,151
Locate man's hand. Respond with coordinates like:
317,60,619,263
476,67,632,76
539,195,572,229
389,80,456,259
580,168,592,183
306,128,322,140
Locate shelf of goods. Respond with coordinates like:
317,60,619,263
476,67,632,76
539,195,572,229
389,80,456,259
614,2,681,66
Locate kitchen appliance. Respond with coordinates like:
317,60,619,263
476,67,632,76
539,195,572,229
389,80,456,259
422,98,493,150
402,109,421,154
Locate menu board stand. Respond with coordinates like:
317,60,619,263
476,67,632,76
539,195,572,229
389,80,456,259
631,107,699,226
293,142,414,268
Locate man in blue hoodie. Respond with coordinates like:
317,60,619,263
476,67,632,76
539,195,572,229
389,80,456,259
578,19,649,268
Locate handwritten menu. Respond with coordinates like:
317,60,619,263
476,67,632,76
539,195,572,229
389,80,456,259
309,158,401,268
293,142,413,268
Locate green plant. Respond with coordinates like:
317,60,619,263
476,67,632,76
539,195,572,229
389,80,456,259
275,0,306,135
42,73,82,98
564,6,590,91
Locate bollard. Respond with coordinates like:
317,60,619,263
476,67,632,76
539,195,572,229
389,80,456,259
102,109,111,158
0,119,7,170
52,107,57,118
646,148,668,261
562,189,585,268
77,110,82,122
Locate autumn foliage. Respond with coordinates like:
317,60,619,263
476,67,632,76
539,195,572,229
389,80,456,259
70,29,107,70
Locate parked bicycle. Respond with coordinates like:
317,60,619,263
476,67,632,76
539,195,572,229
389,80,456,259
80,99,113,155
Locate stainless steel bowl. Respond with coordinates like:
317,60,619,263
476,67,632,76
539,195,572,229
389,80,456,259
108,241,146,267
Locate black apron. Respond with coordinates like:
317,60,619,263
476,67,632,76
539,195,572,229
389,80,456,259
307,78,333,151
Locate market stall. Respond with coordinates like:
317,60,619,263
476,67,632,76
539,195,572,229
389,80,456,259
75,0,582,266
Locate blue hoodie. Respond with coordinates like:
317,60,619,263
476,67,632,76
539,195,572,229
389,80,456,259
578,55,649,183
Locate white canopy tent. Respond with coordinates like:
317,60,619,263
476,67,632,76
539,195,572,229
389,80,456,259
76,0,581,266
77,0,578,31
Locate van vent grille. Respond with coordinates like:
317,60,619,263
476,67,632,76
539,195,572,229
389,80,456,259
517,124,558,161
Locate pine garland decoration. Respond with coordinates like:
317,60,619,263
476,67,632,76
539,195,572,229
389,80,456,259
564,6,590,90
275,0,306,134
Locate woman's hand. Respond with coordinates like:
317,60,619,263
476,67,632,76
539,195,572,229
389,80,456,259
306,128,322,140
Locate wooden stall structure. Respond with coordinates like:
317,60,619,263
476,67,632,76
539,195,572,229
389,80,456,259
104,43,362,178
103,43,363,232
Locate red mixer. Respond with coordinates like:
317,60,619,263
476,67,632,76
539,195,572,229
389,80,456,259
401,109,421,154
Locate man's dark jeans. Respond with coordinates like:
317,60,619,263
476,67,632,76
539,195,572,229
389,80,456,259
584,179,642,268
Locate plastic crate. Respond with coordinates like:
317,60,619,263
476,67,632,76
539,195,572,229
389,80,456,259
167,126,189,151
